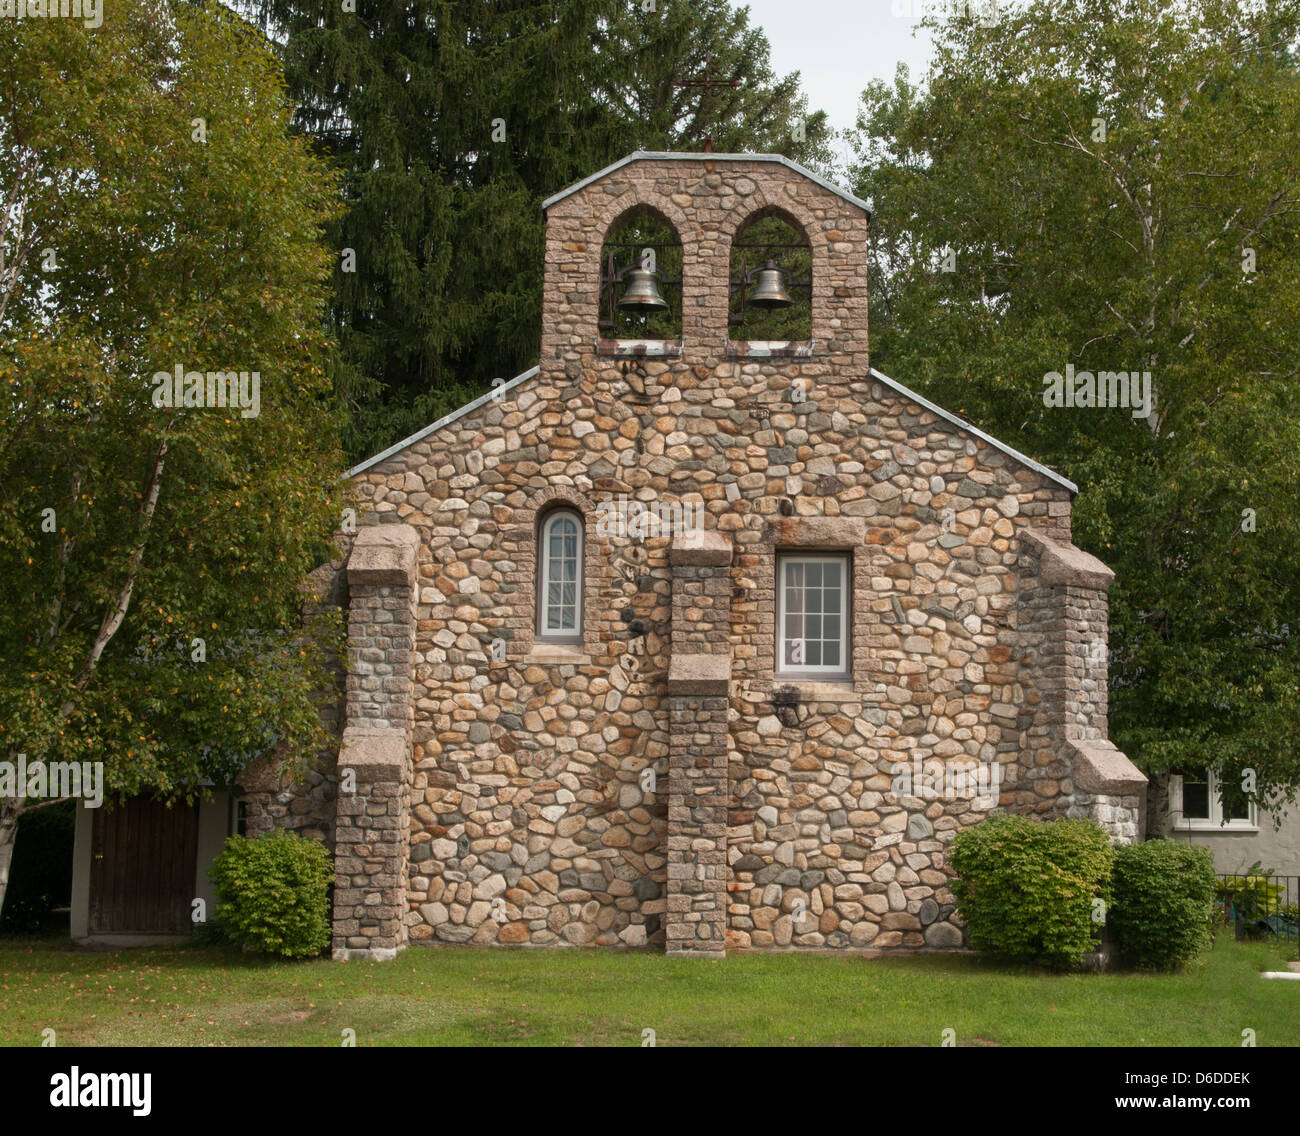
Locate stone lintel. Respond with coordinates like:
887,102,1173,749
766,515,865,548
1021,528,1115,591
667,653,730,695
670,528,733,567
1068,739,1148,796
340,726,408,782
347,524,420,587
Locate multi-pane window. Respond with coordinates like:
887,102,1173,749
538,509,583,641
777,554,849,678
1181,768,1211,822
1176,766,1255,828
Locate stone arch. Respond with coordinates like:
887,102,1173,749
505,486,602,658
595,195,689,340
726,202,816,342
705,187,830,345
595,190,694,252
718,191,823,250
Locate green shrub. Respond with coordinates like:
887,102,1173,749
208,831,333,958
1109,839,1216,969
950,813,1114,969
1215,862,1285,922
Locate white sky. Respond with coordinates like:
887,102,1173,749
739,0,939,136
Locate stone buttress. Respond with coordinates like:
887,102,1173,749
664,529,734,955
331,526,419,961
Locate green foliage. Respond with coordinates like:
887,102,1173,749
209,831,334,958
730,213,813,341
950,813,1114,969
1216,860,1287,920
849,0,1300,812
1109,839,1216,970
232,0,835,461
602,211,684,340
0,1,346,820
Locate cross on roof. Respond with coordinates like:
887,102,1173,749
674,52,742,153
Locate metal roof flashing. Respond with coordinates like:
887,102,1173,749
345,366,540,478
346,363,1076,498
540,151,871,219
868,367,1077,495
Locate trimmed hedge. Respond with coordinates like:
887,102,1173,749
208,831,333,958
950,813,1113,969
1110,839,1216,969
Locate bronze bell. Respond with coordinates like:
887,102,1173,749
748,260,793,309
616,266,669,312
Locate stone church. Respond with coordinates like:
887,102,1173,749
236,150,1147,960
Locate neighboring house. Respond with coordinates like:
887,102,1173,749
1168,768,1300,877
76,151,1148,955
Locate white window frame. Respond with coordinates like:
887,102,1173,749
776,552,850,680
537,509,583,643
1172,767,1258,832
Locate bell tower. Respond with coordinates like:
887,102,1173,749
540,150,870,384
539,152,871,955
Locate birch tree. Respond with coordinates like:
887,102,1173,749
0,1,346,915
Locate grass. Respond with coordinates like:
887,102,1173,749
0,931,1295,1046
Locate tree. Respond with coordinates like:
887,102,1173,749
849,0,1300,825
0,0,346,917
231,0,835,462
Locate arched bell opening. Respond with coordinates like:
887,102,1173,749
598,207,683,343
728,209,812,346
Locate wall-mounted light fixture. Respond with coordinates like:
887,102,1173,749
771,684,801,728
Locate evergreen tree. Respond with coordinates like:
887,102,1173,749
235,0,834,460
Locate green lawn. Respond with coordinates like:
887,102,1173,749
0,933,1294,1046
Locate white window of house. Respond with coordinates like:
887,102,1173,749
537,509,583,641
776,553,849,679
1174,766,1256,830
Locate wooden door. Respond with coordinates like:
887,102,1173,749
88,797,199,934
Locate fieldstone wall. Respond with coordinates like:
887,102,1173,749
1016,528,1145,841
325,153,1132,955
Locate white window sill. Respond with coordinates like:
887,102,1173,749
1179,821,1259,834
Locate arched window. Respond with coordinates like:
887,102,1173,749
537,508,583,641
729,210,812,343
598,207,683,341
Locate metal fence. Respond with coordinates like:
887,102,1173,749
1215,873,1300,942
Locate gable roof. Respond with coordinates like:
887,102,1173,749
346,366,539,478
541,151,872,218
348,362,1076,494
869,367,1077,495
